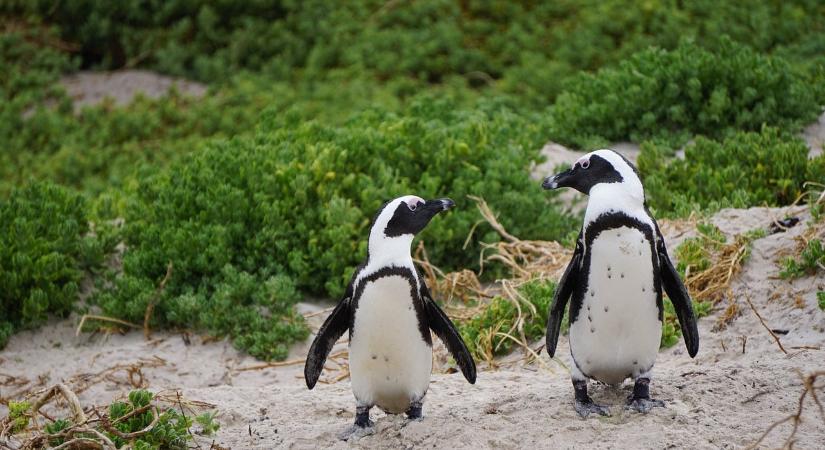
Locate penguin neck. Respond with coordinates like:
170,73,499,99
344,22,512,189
584,183,649,227
367,233,415,269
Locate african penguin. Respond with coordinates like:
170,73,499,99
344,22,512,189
304,195,476,438
542,149,699,418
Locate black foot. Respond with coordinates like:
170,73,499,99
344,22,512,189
625,397,665,413
406,401,423,420
573,379,610,418
354,405,373,428
575,398,611,418
338,405,374,440
625,378,665,414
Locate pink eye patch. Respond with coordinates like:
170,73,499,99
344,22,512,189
576,156,590,169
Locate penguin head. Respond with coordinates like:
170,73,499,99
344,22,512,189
368,195,455,259
541,149,644,199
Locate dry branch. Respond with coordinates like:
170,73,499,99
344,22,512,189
743,294,788,355
746,370,825,449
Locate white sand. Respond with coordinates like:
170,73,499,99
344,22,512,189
2,206,823,449
60,70,207,112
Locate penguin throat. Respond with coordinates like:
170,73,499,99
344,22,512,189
368,233,415,267
585,183,647,226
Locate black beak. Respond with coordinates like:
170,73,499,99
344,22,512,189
425,198,455,212
542,169,574,190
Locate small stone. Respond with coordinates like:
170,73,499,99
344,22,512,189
620,273,624,278
590,327,595,333
604,306,608,312
384,356,389,362
371,355,377,360
590,291,595,297
633,360,638,365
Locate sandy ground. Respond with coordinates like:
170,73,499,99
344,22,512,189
60,70,206,112
2,206,823,449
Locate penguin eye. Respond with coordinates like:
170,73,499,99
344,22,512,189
408,201,420,211
580,160,590,169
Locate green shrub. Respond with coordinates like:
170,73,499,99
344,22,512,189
95,96,572,359
781,239,825,279
551,39,823,149
639,127,815,217
458,279,554,360
106,390,198,450
0,182,102,348
8,401,31,433
818,291,825,311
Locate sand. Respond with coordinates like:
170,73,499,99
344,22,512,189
60,70,207,112
2,206,823,449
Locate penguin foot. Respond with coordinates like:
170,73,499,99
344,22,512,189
574,399,611,418
626,377,664,413
573,379,610,418
405,401,423,420
338,423,375,441
625,397,665,414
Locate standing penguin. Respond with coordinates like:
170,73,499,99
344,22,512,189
304,195,476,437
541,149,698,418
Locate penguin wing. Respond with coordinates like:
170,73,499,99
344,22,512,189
546,231,583,358
304,286,352,389
656,228,700,358
420,282,477,384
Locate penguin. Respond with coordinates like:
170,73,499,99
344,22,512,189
304,195,476,437
541,149,699,418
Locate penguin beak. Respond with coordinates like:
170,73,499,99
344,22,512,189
425,198,455,213
542,169,574,190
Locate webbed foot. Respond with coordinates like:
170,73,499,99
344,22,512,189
625,397,665,413
575,398,611,418
625,377,665,414
339,405,374,440
573,379,611,418
405,400,423,420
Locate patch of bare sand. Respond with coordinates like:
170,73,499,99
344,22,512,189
2,207,824,449
60,70,207,112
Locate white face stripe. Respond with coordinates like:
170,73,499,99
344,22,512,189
357,195,422,290
581,149,650,228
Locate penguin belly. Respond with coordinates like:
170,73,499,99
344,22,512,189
570,226,661,385
349,275,432,413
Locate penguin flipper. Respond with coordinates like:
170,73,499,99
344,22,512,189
420,284,477,384
546,232,583,358
304,294,351,389
656,230,699,358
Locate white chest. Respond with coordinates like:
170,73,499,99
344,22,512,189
569,226,662,385
349,275,432,412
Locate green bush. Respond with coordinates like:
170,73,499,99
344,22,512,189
95,96,573,360
458,279,555,360
551,39,823,149
818,291,825,311
0,182,102,348
781,239,825,279
639,127,817,217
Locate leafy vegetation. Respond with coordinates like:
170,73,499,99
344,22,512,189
3,389,218,449
818,291,825,311
552,39,824,149
458,279,555,361
1,1,824,357
639,127,824,217
95,98,573,359
0,182,106,348
781,239,825,279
